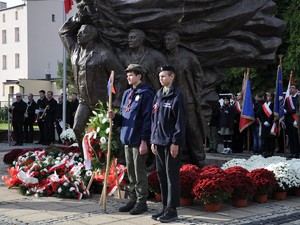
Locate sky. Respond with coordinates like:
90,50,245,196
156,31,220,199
5,0,25,8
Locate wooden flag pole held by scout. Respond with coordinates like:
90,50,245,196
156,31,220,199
100,71,121,212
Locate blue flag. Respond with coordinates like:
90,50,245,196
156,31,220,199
239,73,255,132
271,65,284,135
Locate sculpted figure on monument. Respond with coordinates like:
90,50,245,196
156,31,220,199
164,31,206,164
118,29,167,91
59,13,127,150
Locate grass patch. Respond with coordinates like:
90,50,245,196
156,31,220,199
0,123,8,130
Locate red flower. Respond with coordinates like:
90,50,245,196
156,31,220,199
225,167,256,200
247,168,277,195
180,164,201,173
179,170,198,198
198,165,226,179
148,170,160,194
192,175,232,204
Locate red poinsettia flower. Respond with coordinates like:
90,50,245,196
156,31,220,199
247,168,277,195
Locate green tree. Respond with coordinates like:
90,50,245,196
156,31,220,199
57,55,78,97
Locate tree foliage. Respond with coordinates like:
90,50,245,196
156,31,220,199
57,55,78,97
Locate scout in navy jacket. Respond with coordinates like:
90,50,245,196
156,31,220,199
114,83,154,146
151,86,186,147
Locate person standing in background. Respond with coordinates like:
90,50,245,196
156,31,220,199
9,93,27,146
220,96,235,154
24,93,37,143
43,91,57,145
68,93,79,128
36,90,47,144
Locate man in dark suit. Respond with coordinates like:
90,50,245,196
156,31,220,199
24,93,37,143
36,90,47,144
43,91,57,145
68,93,79,128
284,85,299,158
9,93,27,146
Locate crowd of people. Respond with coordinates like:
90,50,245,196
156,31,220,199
9,91,79,146
208,86,299,159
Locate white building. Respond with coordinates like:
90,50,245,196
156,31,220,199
0,0,76,105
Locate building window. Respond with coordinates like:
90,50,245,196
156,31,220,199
15,27,20,42
9,86,14,95
2,30,6,44
2,55,7,70
2,14,5,23
52,14,55,22
15,54,20,68
15,11,18,20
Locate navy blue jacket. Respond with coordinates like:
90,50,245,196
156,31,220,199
114,84,154,146
151,86,186,147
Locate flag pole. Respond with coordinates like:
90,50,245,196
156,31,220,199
278,54,286,157
100,71,114,213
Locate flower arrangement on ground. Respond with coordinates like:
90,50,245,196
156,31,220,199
148,170,161,194
247,168,277,195
2,146,90,200
192,175,232,205
179,170,198,199
83,101,121,171
179,164,200,199
198,164,226,179
225,166,256,200
266,162,300,192
60,128,77,145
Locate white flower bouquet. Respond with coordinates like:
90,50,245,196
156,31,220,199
60,128,77,144
266,162,300,191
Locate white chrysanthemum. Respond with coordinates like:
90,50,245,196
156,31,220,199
96,127,100,133
102,118,108,124
68,152,74,156
106,128,110,134
221,158,247,170
58,187,62,193
100,137,106,144
98,113,104,118
92,110,97,116
63,182,68,186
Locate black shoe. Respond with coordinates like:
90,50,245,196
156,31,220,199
119,201,136,212
158,207,178,223
151,206,166,220
129,203,148,215
17,143,23,146
12,143,19,146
